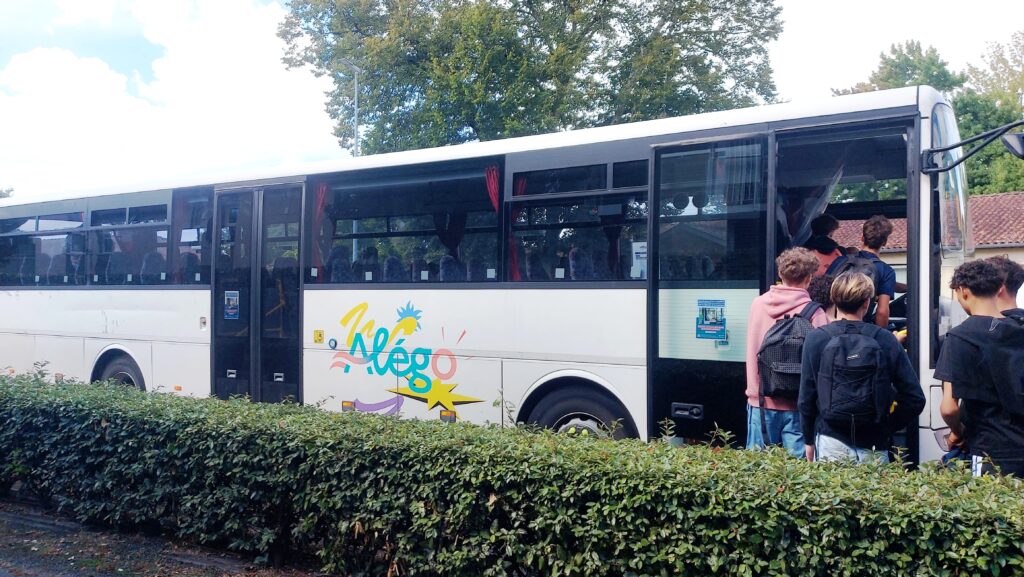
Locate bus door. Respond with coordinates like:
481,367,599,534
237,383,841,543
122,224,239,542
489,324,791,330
212,184,304,403
648,135,769,442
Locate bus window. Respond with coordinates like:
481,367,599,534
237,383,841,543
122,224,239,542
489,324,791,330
932,103,973,257
508,191,647,281
776,128,909,258
170,188,212,284
306,161,500,284
657,138,766,284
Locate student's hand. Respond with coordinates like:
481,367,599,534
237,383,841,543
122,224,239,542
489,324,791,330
947,430,965,449
894,329,907,345
805,444,815,462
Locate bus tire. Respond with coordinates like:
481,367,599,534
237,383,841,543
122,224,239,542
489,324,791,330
527,385,637,439
99,355,146,391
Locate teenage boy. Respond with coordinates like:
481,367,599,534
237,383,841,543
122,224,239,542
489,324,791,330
798,272,924,463
745,248,829,458
827,215,898,328
936,260,1024,477
988,255,1024,324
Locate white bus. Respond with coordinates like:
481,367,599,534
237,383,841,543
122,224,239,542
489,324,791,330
0,86,994,461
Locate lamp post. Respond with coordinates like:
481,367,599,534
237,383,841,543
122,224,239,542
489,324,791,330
339,58,362,156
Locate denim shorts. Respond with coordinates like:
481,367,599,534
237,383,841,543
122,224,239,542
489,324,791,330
746,404,804,459
815,433,889,464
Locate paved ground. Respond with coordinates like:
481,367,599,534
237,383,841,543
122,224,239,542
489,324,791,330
0,499,325,577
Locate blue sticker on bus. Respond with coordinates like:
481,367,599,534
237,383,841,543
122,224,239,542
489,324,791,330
696,299,726,340
224,290,240,320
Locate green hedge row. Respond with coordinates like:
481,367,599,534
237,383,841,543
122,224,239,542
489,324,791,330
2,374,1023,576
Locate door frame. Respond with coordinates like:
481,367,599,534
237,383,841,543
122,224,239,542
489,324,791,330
645,131,771,439
210,178,306,403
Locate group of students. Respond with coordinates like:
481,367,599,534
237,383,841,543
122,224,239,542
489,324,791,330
745,219,1024,476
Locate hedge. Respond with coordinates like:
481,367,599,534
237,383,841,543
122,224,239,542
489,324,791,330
1,374,1023,576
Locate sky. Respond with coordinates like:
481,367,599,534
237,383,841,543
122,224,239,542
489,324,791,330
1,0,1022,199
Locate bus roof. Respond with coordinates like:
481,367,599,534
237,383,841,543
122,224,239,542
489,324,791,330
1,85,944,208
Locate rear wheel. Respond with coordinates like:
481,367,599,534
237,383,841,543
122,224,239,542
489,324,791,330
527,385,637,439
99,355,145,391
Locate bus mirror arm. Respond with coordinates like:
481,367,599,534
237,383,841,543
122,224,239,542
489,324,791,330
921,119,1024,174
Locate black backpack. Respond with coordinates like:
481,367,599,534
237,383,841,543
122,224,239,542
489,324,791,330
1004,308,1024,326
831,254,880,292
946,317,1024,417
816,322,892,431
758,302,822,399
756,302,821,443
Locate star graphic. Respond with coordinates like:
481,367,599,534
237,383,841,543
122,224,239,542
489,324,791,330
388,379,482,412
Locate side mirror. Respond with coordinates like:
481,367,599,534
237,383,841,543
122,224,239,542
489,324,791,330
1002,132,1024,160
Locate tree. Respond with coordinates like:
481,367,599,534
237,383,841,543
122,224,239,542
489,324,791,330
0,188,11,199
280,0,782,154
958,31,1024,194
967,31,1024,106
833,40,966,95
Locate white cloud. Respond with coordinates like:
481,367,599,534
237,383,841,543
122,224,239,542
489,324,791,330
0,0,342,198
52,0,120,28
769,0,1024,101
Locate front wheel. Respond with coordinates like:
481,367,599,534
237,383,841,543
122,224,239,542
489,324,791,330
527,385,637,439
99,355,146,391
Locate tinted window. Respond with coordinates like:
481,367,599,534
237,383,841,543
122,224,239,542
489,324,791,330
129,205,168,225
513,164,607,195
170,188,212,284
307,161,501,284
91,208,126,227
38,212,84,231
656,138,766,284
613,160,648,189
509,192,648,281
0,217,35,234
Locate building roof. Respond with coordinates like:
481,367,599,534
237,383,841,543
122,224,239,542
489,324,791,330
969,191,1024,247
832,191,1024,251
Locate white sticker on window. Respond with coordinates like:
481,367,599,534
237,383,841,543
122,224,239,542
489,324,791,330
630,264,641,279
554,268,565,279
94,275,99,282
194,272,201,282
310,267,318,278
486,268,496,279
63,276,69,283
34,275,40,283
126,273,133,282
160,272,166,280
365,271,373,281
421,270,429,281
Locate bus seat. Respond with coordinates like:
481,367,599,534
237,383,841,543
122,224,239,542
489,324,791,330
33,254,51,285
326,246,353,283
105,252,130,285
383,255,408,282
140,251,166,284
179,252,200,283
439,255,464,282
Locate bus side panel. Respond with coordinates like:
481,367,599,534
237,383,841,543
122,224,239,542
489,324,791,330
152,342,210,397
0,290,210,390
34,335,86,382
0,332,34,375
302,288,646,427
303,348,402,414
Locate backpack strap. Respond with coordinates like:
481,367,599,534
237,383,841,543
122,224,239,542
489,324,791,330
798,301,822,321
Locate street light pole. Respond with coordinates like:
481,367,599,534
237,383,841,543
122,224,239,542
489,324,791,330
339,58,363,157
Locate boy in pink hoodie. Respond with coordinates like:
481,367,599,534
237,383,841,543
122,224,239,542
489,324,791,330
745,247,829,458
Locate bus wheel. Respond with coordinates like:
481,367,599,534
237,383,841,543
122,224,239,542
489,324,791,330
99,355,146,391
527,386,637,439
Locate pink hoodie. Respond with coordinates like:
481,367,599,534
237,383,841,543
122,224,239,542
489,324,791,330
745,285,829,411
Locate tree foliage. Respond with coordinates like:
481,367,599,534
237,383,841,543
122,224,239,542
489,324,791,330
957,30,1024,194
0,188,12,199
833,40,966,95
280,0,783,155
